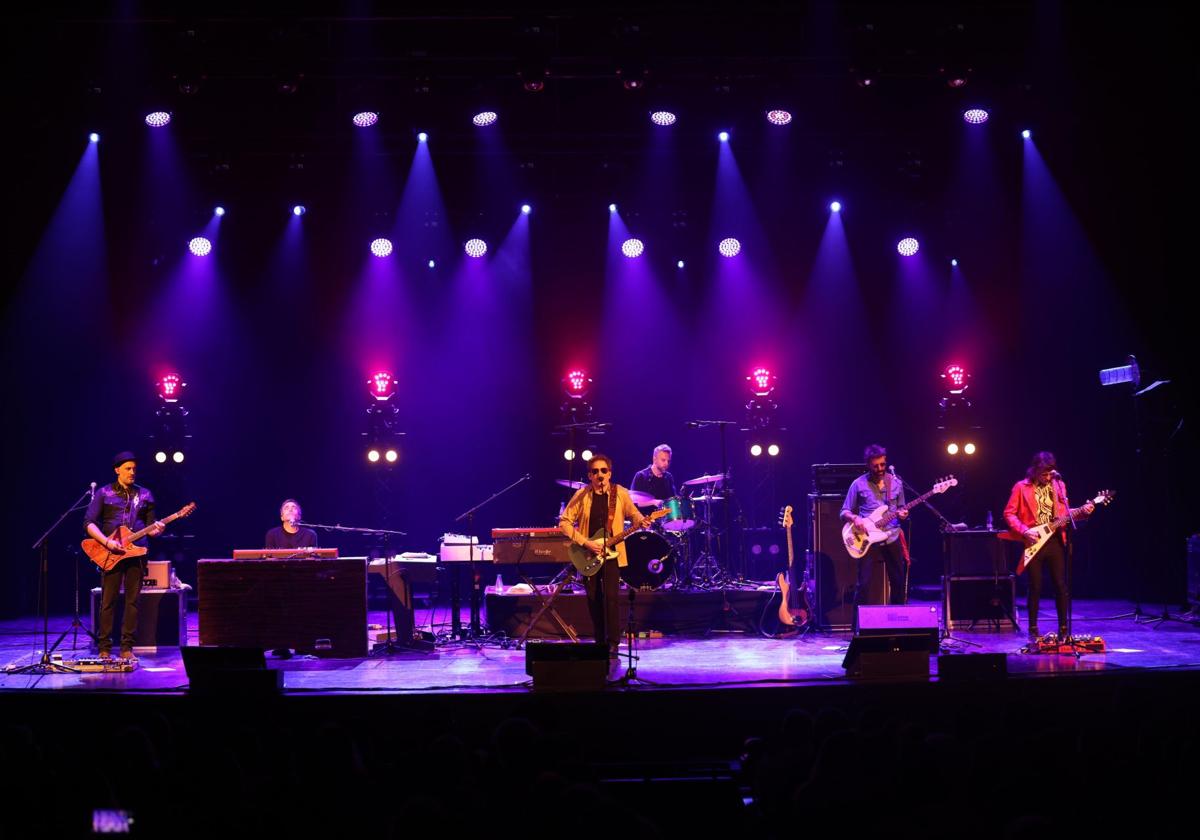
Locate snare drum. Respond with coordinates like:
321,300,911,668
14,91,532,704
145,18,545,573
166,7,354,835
660,496,695,532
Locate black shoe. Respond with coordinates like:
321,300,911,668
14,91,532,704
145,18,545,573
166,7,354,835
98,648,112,660
1027,627,1040,643
271,648,293,659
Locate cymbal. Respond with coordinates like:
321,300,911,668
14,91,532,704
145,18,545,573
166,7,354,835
556,479,588,490
682,472,727,487
628,489,661,507
691,494,725,502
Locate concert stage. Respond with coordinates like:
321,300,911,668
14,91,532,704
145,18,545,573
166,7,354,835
4,599,1198,838
4,598,1197,694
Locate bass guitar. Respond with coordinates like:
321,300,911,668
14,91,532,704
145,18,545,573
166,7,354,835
842,477,957,559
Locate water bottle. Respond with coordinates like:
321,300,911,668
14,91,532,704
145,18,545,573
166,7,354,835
986,511,994,531
494,573,504,595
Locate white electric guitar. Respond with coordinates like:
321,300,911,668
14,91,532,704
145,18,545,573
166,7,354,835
842,477,957,559
1015,490,1114,574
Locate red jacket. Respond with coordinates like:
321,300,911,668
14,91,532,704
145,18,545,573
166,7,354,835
1000,478,1071,544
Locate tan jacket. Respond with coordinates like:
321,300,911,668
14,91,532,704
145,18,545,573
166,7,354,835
558,485,645,568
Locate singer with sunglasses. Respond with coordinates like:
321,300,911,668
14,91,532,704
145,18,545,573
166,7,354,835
558,453,652,657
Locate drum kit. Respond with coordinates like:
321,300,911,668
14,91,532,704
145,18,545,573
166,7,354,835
555,471,730,592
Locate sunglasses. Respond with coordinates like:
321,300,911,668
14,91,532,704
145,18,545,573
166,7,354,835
590,467,610,475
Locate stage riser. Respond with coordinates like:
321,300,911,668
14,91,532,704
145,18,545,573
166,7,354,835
485,590,771,638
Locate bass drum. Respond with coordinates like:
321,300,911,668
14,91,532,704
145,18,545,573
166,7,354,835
620,531,676,591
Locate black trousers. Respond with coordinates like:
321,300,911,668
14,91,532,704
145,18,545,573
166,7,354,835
1026,536,1069,633
584,557,622,649
855,540,908,606
97,557,144,651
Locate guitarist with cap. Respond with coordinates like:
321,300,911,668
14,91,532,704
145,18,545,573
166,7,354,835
84,451,164,659
1002,451,1095,641
559,453,652,658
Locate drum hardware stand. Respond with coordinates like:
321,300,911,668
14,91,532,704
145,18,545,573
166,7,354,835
8,487,96,675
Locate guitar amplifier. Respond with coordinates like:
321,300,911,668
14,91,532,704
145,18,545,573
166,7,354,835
811,463,863,495
143,560,172,589
945,575,1018,630
811,494,872,630
91,584,190,651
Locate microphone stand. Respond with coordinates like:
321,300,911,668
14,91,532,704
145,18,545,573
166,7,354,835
454,474,532,642
297,522,414,655
893,473,983,648
8,487,95,674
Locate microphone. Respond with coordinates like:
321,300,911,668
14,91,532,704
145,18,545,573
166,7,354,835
90,482,96,500
1051,470,1063,480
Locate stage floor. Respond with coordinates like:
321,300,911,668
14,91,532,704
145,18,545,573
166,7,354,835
2,598,1197,694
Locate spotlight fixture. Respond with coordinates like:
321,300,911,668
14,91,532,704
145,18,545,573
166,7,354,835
962,108,990,125
650,111,677,126
369,371,397,401
292,205,306,217
188,237,212,257
718,237,741,258
765,110,792,126
621,238,645,258
144,111,172,128
897,237,920,257
472,111,498,127
352,111,379,128
464,238,488,258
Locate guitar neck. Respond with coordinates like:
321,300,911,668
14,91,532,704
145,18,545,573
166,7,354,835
899,488,939,513
123,508,182,542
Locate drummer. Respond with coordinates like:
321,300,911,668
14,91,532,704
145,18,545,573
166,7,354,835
630,444,679,510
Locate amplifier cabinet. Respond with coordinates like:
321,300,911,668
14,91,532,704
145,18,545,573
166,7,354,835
90,585,190,651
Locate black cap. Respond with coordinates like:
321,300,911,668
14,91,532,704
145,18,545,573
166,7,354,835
111,451,137,469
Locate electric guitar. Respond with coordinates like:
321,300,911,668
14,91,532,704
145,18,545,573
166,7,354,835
775,505,812,629
1013,490,1114,574
842,476,957,559
567,508,670,577
82,502,197,571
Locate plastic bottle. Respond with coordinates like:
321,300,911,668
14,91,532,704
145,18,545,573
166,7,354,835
494,573,504,595
986,511,994,531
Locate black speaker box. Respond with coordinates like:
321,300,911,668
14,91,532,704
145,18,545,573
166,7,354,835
811,494,885,629
841,634,931,679
181,645,281,694
743,527,788,580
936,653,1008,680
945,576,1018,630
943,531,1007,576
525,641,609,691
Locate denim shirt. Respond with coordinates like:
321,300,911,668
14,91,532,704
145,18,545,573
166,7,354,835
841,474,906,531
84,482,157,546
